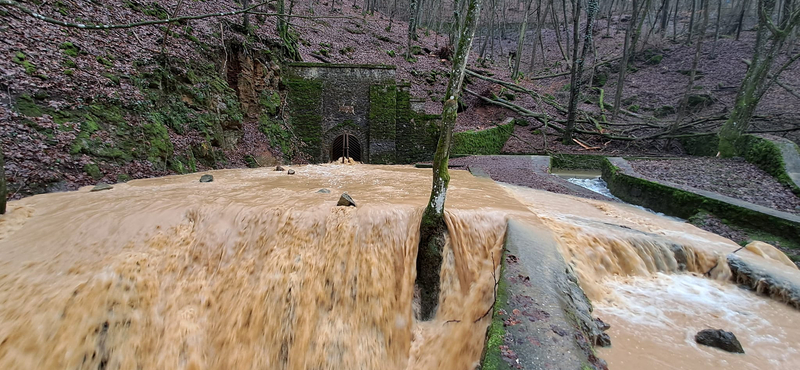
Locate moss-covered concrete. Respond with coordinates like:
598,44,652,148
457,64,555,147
368,84,397,164
284,77,323,160
550,153,606,170
481,219,608,370
451,122,514,155
679,134,720,157
601,157,800,244
738,135,800,195
395,84,440,163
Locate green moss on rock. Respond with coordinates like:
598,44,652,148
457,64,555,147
739,135,800,194
451,122,514,155
83,163,103,180
285,77,323,160
59,42,80,57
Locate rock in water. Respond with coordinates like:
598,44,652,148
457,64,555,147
695,329,744,353
275,166,284,171
317,188,331,194
337,193,356,207
199,174,214,183
287,169,296,175
90,182,113,192
595,333,611,347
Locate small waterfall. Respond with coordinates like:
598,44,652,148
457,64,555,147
541,220,730,301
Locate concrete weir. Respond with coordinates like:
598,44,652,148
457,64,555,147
481,219,607,370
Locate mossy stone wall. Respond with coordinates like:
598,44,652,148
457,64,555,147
601,158,800,243
369,84,397,163
395,84,441,163
451,122,514,155
286,63,398,163
738,135,800,195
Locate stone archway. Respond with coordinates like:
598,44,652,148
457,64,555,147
330,134,362,162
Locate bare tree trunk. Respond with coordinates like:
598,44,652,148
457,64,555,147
0,145,5,215
711,0,722,57
607,0,616,37
688,0,698,44
387,0,398,31
529,0,544,72
612,0,641,120
551,0,570,63
565,0,599,143
675,0,710,124
513,0,534,78
673,0,681,41
735,0,748,40
660,0,671,32
563,0,571,57
242,0,250,30
416,0,484,321
633,0,652,51
407,0,418,59
719,0,800,156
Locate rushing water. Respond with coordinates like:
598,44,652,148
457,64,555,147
503,184,800,369
0,164,798,369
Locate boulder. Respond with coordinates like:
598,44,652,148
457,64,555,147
695,329,744,353
199,174,214,183
275,165,284,171
90,182,113,192
287,169,296,175
337,193,357,207
317,188,331,194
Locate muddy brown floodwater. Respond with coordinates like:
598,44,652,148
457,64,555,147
0,164,799,370
504,184,800,369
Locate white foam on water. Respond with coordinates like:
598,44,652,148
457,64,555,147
565,177,619,199
596,273,800,369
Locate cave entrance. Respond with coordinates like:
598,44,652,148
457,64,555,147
331,134,362,162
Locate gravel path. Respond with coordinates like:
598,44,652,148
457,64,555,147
630,157,800,215
448,156,611,201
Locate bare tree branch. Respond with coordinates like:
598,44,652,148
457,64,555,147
0,1,355,30
0,0,272,29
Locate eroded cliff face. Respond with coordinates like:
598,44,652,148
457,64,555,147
1,0,292,199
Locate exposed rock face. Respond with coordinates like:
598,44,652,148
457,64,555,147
695,329,744,353
199,175,214,183
337,193,356,207
90,183,113,192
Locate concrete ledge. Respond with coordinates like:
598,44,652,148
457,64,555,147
772,136,800,192
601,157,800,243
481,219,607,370
728,254,800,309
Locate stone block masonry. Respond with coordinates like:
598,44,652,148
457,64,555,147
285,63,439,164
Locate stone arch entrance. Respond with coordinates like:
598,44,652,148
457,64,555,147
330,134,362,162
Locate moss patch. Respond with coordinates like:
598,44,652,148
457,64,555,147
601,158,800,243
12,51,38,76
736,135,800,194
285,77,323,160
480,244,510,370
452,122,514,155
59,42,80,57
679,134,719,156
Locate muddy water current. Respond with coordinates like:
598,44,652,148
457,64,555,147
504,184,800,369
1,164,799,369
